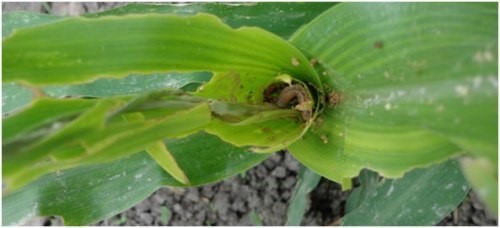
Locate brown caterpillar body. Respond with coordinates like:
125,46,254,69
277,85,312,120
276,85,309,107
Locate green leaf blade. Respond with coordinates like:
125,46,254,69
3,132,269,225
289,2,498,187
345,169,379,214
342,160,470,225
286,165,321,226
3,97,97,142
4,13,319,88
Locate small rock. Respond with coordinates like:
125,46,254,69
283,153,301,172
201,186,216,198
265,178,278,190
231,199,246,212
286,162,301,173
134,202,150,213
272,202,287,214
221,184,232,192
460,201,472,211
282,177,296,189
152,194,166,204
239,185,250,196
255,165,268,178
263,159,277,170
272,167,287,178
213,194,229,215
264,194,274,205
248,192,261,209
472,201,484,210
472,214,482,225
281,191,291,200
139,213,153,225
226,209,239,224
172,204,182,213
185,189,200,202
195,210,206,221
270,153,283,163
193,202,204,211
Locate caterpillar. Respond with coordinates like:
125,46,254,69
277,85,312,121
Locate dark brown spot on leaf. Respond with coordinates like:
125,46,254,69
374,41,384,49
310,58,318,66
327,91,342,107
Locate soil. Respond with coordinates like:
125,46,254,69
4,2,498,226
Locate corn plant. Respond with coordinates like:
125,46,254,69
2,2,497,225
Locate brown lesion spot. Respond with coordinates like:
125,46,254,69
320,134,329,144
310,58,318,66
327,91,342,107
313,116,324,129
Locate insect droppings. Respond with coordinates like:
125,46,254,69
320,135,329,144
327,91,342,107
374,41,384,49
